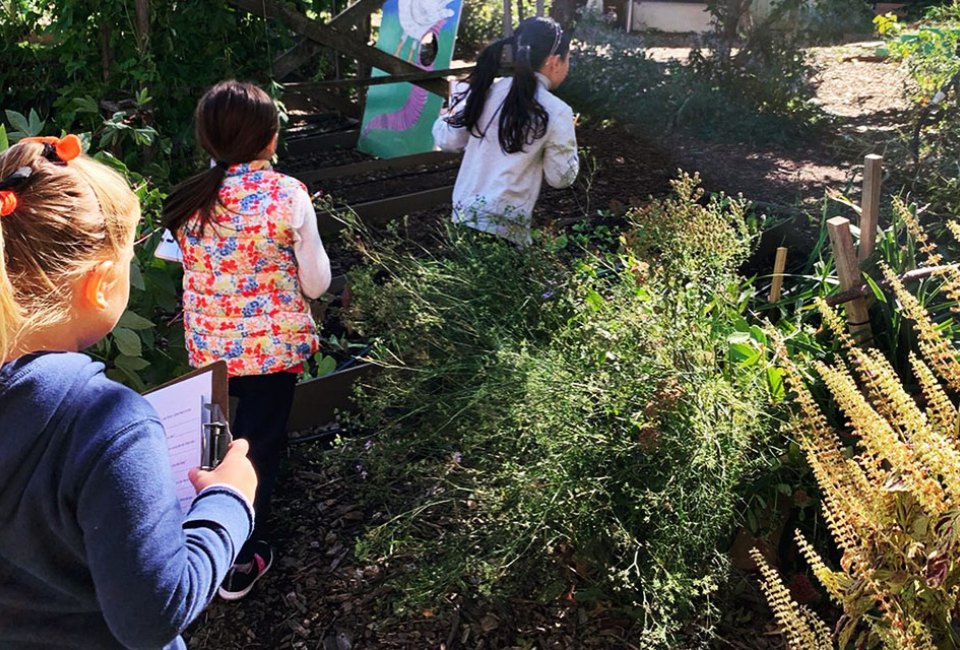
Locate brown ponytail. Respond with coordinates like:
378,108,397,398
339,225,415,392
162,80,279,235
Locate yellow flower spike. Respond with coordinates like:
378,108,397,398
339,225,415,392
794,531,846,605
815,298,855,350
910,353,958,440
883,263,960,394
815,360,946,516
750,549,835,650
893,197,941,266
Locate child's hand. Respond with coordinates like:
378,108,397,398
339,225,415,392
188,439,258,507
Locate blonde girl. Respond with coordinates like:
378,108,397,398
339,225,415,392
0,136,257,649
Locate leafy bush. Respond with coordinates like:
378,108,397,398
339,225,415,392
1,1,300,179
330,174,779,645
874,11,960,216
562,23,823,147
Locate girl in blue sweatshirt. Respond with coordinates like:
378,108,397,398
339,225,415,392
0,136,258,649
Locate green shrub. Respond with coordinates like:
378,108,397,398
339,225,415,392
562,24,823,147
331,174,778,646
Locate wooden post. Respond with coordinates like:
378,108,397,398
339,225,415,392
768,246,787,303
827,217,873,345
859,154,882,262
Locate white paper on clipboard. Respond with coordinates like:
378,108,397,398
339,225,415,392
154,229,183,264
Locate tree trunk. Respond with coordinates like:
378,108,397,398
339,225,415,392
134,0,150,55
100,23,113,81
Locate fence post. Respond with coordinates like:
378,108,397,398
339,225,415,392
769,246,788,303
859,154,882,262
827,217,873,345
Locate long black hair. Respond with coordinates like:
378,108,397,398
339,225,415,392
162,80,279,235
449,17,571,154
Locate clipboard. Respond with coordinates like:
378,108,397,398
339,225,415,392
154,229,184,264
143,361,233,513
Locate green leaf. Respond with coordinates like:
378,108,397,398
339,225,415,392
316,355,337,377
115,354,151,372
112,364,147,391
118,310,155,330
129,260,146,291
584,290,604,312
73,96,100,114
766,366,785,400
5,110,29,135
865,273,887,303
728,341,760,366
0,125,7,152
27,109,43,135
112,327,142,357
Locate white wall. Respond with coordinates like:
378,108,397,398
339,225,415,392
627,0,813,34
631,2,713,33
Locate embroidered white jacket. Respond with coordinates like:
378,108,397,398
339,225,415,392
432,73,579,245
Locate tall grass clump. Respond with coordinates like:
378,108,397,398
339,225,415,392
331,174,779,646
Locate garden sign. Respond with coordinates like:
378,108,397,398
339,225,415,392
358,0,464,158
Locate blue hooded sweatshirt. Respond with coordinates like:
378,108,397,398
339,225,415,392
0,352,253,649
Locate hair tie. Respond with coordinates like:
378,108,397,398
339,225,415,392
0,166,33,218
20,134,82,164
0,191,17,217
516,43,532,65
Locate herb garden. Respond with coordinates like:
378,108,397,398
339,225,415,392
8,0,960,648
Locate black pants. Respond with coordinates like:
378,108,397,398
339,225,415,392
228,371,297,563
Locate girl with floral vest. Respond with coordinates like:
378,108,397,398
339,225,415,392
163,80,331,601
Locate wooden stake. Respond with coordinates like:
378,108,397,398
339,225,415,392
768,246,788,303
827,217,873,345
859,154,882,262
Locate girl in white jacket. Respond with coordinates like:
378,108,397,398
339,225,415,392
432,17,579,246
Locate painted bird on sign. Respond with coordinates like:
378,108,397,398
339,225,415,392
394,0,456,64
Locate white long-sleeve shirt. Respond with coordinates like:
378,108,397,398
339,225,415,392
432,73,579,246
290,188,332,299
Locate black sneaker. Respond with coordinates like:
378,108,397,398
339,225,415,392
218,541,274,601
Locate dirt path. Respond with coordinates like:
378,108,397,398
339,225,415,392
646,39,913,207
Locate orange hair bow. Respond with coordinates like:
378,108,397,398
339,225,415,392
0,167,34,218
20,134,82,163
0,191,17,217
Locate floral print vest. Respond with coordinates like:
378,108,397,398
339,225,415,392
179,161,319,377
